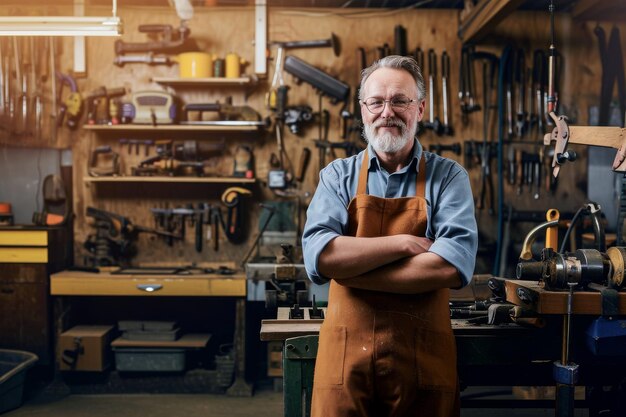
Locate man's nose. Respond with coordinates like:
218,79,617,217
380,101,396,118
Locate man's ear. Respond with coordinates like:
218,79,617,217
416,99,426,121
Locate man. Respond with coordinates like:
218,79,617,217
301,55,478,417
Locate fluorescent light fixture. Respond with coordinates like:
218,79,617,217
0,16,122,37
0,1,122,37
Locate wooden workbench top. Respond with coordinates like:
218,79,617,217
51,269,247,297
504,279,626,315
51,269,246,280
259,306,536,342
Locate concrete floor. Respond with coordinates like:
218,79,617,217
5,385,590,417
6,390,283,417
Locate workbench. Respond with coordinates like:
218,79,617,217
50,266,252,395
261,311,564,416
261,294,626,417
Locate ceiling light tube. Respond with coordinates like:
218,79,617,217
0,0,122,37
0,17,123,37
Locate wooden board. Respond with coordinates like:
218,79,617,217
83,124,259,132
0,3,619,276
69,5,590,272
83,176,256,184
0,229,48,246
458,0,525,42
152,76,256,86
504,279,626,315
50,270,247,297
111,333,211,348
260,316,534,342
260,320,323,341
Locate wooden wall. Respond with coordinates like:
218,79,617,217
0,4,621,272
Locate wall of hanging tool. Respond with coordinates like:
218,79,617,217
0,3,622,276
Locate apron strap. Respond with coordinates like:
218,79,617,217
356,149,369,195
356,148,427,197
416,153,426,199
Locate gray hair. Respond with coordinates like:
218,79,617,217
358,55,426,101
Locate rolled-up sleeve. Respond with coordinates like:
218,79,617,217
427,164,478,288
302,165,350,285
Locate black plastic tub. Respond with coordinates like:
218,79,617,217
0,350,38,414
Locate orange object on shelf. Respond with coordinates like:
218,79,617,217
0,202,12,214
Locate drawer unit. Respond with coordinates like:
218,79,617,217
0,227,71,365
0,248,48,263
0,230,48,247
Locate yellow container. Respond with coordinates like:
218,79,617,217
225,52,242,78
177,52,213,78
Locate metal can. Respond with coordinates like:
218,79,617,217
213,58,225,78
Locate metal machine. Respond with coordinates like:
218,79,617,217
246,243,308,312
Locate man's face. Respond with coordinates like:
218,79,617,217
360,67,425,154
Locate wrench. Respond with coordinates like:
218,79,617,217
424,49,443,135
514,49,526,137
533,50,546,136
441,50,453,135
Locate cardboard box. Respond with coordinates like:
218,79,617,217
58,325,115,371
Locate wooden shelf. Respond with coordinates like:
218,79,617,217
83,124,259,132
151,76,257,86
83,176,256,184
111,333,211,348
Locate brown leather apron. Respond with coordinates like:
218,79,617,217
311,150,460,417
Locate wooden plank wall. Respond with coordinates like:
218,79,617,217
0,4,622,272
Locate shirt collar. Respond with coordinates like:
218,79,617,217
366,139,423,173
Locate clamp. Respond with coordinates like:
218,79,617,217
547,112,576,178
56,72,82,129
221,187,252,244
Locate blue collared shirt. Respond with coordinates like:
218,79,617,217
302,139,478,287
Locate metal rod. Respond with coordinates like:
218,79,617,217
547,0,557,113
442,51,449,127
564,282,576,365
240,204,276,267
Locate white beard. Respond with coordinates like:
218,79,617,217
363,117,418,154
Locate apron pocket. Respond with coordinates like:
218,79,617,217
414,327,457,392
314,325,346,386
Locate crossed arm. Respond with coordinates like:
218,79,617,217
318,234,461,294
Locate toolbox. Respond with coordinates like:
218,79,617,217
59,325,116,372
113,348,187,372
111,333,211,372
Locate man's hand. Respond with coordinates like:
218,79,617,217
397,234,433,256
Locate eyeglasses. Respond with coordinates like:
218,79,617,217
360,96,416,114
